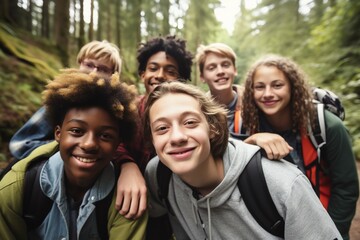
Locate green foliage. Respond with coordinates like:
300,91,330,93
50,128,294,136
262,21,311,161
0,23,62,160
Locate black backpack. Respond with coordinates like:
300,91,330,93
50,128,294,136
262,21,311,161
156,150,285,238
2,157,116,240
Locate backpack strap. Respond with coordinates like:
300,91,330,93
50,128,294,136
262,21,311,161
238,151,285,238
156,160,175,215
307,103,327,195
23,158,53,231
95,163,120,240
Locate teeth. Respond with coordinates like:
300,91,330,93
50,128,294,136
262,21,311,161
75,156,96,163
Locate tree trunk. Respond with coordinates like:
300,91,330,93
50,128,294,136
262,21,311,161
115,0,121,48
97,0,103,40
160,0,170,35
88,0,94,41
54,0,70,66
106,0,112,41
79,0,85,49
41,0,50,38
27,0,33,32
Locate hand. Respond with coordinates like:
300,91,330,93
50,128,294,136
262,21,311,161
244,133,293,160
115,162,147,219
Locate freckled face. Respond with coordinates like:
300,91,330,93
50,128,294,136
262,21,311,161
253,66,291,120
149,93,214,177
140,51,179,94
201,53,237,93
55,107,120,188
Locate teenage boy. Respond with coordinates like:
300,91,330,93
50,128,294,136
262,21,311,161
0,69,147,239
133,35,193,171
195,43,292,160
143,81,341,239
10,40,122,160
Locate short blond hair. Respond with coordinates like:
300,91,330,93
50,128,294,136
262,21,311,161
195,43,237,74
77,40,122,74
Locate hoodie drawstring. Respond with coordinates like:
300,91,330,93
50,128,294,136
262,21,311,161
207,198,212,240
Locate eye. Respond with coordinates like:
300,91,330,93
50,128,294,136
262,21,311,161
152,124,169,135
147,65,159,72
98,66,112,75
222,62,231,68
100,131,117,141
254,85,265,90
85,62,95,69
69,128,84,136
184,119,198,127
206,65,215,71
273,83,284,89
165,68,179,77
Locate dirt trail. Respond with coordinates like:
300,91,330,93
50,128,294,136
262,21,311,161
349,161,360,239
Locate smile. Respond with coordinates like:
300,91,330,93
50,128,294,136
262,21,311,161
75,156,97,163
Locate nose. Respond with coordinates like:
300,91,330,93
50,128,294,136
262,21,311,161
155,68,165,80
263,86,273,97
169,125,187,145
216,65,224,75
80,133,98,151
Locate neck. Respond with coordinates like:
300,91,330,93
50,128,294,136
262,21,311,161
211,88,235,106
182,157,224,196
265,110,292,132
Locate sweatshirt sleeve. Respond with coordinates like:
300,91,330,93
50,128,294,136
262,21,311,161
283,172,342,239
324,110,359,238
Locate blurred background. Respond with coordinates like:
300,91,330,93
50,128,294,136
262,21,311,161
0,0,359,165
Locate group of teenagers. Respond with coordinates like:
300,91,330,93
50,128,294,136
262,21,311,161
0,35,358,240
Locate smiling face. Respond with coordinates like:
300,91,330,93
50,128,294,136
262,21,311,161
201,53,237,93
55,107,120,189
140,51,180,94
149,93,214,177
253,65,291,121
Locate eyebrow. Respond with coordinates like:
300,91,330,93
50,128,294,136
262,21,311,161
151,110,202,125
65,119,118,131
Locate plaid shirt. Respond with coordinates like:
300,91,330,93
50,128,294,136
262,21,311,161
9,107,53,160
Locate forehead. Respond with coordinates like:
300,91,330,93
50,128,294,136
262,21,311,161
63,107,117,127
254,65,287,81
203,52,232,65
147,51,179,68
150,93,203,119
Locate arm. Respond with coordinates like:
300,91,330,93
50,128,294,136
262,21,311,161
0,169,27,240
113,144,147,219
9,106,53,160
244,133,293,160
324,111,359,238
108,191,148,240
283,172,342,239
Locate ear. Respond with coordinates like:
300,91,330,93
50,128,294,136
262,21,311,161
54,125,61,142
140,71,145,82
200,74,206,84
209,124,217,139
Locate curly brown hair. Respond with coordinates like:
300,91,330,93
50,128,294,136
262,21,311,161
242,55,315,134
143,81,229,159
42,68,139,144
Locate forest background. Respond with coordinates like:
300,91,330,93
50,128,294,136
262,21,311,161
0,0,359,167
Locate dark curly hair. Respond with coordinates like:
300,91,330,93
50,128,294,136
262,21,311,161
137,35,193,81
242,55,315,134
42,68,139,144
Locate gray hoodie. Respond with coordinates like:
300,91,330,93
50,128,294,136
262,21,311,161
145,139,342,240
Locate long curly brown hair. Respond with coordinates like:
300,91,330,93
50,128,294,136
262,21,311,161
242,55,315,134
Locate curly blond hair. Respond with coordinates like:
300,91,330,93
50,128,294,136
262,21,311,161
242,55,315,134
42,68,139,143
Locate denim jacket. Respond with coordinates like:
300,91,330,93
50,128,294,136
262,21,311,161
9,107,53,160
0,142,147,240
